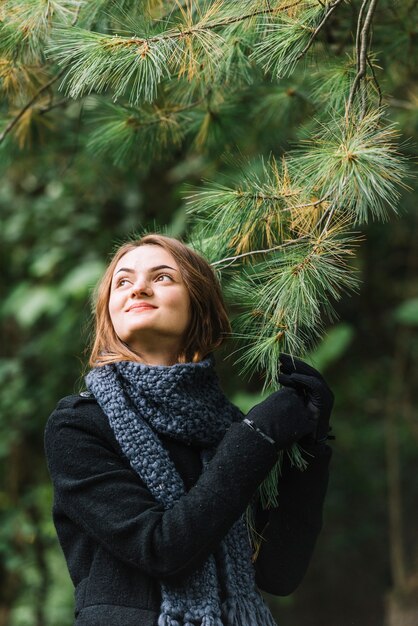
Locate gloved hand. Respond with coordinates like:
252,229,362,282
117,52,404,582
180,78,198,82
244,386,318,452
278,354,335,444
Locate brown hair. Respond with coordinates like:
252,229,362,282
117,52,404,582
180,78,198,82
88,234,231,367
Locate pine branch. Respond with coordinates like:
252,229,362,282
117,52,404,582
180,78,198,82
0,57,47,101
250,79,315,134
46,0,310,104
0,0,82,145
311,56,356,113
291,0,344,62
186,156,308,259
225,224,361,389
186,148,353,268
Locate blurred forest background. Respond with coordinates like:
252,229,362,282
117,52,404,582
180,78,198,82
1,1,418,625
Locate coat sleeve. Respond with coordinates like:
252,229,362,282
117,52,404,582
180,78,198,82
44,397,278,584
253,444,332,596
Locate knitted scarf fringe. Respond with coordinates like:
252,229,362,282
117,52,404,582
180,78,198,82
222,594,278,626
157,593,278,626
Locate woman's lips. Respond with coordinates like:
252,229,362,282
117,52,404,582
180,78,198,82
127,304,157,312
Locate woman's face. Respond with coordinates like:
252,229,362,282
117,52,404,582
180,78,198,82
108,245,191,356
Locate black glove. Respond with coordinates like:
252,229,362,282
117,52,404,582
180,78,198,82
244,386,318,452
278,354,335,444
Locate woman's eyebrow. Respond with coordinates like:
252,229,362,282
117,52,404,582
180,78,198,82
114,264,178,275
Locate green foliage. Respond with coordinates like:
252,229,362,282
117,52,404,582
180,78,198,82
1,1,418,622
305,322,354,371
394,298,418,326
223,231,360,389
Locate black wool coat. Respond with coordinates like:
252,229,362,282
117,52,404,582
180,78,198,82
44,393,332,626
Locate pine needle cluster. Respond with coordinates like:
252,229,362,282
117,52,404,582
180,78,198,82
251,3,325,78
0,0,78,62
289,110,408,223
87,100,187,165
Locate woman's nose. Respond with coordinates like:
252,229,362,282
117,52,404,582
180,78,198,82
131,276,153,296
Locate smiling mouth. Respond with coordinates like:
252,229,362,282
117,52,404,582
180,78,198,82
128,306,157,312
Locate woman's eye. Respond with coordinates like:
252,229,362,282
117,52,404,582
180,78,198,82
117,278,130,287
156,274,173,282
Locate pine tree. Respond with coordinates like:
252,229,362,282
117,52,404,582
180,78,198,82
0,0,412,383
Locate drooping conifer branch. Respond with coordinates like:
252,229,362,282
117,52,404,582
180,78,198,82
187,103,407,388
0,1,344,145
0,0,80,61
46,0,340,104
223,222,361,389
84,84,218,165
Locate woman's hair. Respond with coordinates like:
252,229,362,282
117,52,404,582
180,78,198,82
88,234,231,367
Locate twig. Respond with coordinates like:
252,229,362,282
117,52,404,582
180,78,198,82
211,199,333,269
0,68,67,144
281,193,331,212
345,0,380,121
199,0,303,30
355,0,369,73
106,0,340,58
39,97,70,114
211,236,308,270
104,1,305,47
366,53,382,107
293,0,344,62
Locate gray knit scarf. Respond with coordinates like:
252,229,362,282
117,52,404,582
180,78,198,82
85,354,278,626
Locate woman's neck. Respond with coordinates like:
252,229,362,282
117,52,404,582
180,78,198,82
129,345,180,366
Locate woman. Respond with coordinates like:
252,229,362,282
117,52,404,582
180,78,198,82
44,233,334,626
